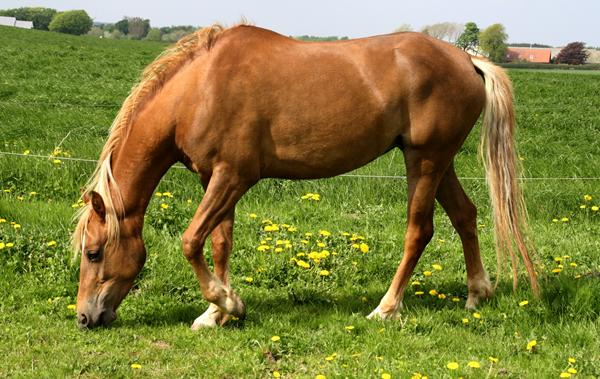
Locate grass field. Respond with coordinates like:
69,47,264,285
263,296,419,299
1,26,600,378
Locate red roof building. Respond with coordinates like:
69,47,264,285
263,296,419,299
506,47,552,63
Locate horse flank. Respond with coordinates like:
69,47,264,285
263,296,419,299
71,24,226,252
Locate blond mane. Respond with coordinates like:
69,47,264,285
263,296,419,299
72,24,226,252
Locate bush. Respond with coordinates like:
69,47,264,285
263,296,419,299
145,28,162,41
48,10,92,36
87,26,104,38
0,7,57,30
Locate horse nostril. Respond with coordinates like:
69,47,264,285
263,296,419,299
77,313,89,328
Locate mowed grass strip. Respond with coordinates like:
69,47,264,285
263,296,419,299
1,26,599,378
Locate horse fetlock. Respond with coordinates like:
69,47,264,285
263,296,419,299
219,289,246,319
367,301,403,320
466,275,493,309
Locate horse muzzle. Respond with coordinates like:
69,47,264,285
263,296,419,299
77,307,116,329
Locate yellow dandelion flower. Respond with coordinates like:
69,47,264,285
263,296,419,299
438,293,446,300
519,300,529,307
382,373,391,379
584,194,592,201
473,312,481,319
467,361,481,368
452,297,460,303
315,375,326,379
317,242,326,248
569,262,577,267
560,373,571,378
23,149,30,155
526,339,537,351
567,368,577,374
0,218,6,223
319,270,330,277
131,363,142,369
5,242,13,247
415,291,424,296
446,362,459,370
344,325,355,331
296,260,310,269
411,280,421,286
271,335,280,342
462,318,469,324
186,199,192,204
423,271,432,277
257,245,271,252
319,230,331,237
274,247,283,253
160,203,169,209
592,205,599,212
325,355,335,361
264,224,280,232
488,357,498,363
428,289,438,296
552,218,559,223
351,243,359,249
47,241,57,247
273,371,281,378
552,268,562,274
0,242,5,250
554,256,562,262
561,217,569,222
288,226,298,232
67,304,76,310
568,357,576,363
359,243,369,253
245,277,254,283
249,213,257,218
155,192,162,197
52,159,62,165
432,264,442,271
13,224,21,229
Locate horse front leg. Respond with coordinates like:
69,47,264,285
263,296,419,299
181,165,250,329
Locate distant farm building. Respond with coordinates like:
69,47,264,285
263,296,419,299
506,47,552,63
0,16,33,29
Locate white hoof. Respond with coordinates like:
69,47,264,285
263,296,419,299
367,303,402,320
191,304,222,330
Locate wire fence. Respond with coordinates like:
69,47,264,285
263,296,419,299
2,151,600,181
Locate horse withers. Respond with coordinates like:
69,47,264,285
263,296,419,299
72,24,537,329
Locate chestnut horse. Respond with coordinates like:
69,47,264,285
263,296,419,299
73,24,537,329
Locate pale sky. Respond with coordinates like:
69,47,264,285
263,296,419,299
3,0,599,47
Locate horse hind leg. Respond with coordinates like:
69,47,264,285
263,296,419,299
182,165,251,329
191,211,237,329
435,164,492,309
368,148,447,320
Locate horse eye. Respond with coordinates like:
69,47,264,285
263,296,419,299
86,249,102,262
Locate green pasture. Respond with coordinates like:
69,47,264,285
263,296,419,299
1,26,599,378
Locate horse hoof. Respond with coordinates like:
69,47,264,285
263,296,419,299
367,304,401,320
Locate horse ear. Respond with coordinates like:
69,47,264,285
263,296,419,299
89,191,106,220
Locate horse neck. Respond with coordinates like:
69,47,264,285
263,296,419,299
110,122,179,224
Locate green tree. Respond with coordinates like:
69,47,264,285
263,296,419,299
0,7,57,30
115,18,129,35
456,22,479,53
479,23,508,62
48,10,93,35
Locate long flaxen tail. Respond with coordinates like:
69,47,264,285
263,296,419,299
470,57,539,296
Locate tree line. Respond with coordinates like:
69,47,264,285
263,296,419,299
396,21,590,65
1,7,591,65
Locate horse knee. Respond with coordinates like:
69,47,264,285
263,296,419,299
182,233,204,261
